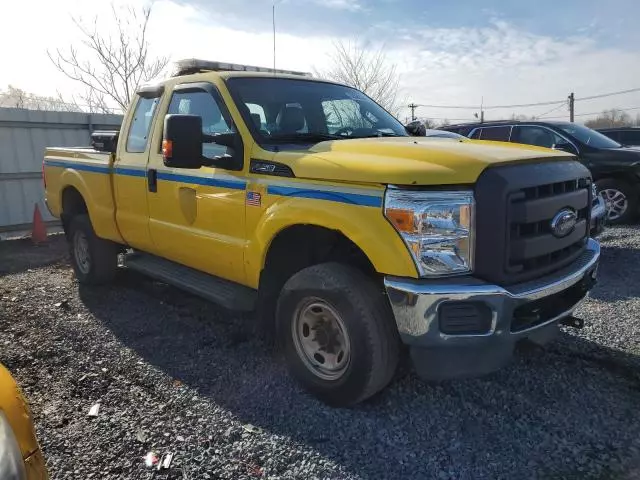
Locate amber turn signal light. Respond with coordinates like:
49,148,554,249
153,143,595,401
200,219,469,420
385,208,415,233
162,139,173,159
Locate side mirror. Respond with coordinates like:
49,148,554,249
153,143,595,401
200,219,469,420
405,120,426,137
163,114,204,169
553,141,578,155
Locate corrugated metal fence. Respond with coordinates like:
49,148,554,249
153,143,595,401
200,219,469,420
0,108,122,235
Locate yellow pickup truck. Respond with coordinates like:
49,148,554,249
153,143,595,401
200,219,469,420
0,364,48,479
44,59,600,406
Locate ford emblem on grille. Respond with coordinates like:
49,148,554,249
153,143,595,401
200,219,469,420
550,208,578,238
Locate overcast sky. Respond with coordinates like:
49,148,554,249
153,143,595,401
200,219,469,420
2,0,640,123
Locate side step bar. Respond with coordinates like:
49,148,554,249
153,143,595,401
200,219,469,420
123,252,257,312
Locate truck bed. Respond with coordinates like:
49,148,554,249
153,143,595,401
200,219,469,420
43,146,120,243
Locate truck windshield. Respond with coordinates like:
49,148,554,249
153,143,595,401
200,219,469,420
225,77,407,144
553,122,622,149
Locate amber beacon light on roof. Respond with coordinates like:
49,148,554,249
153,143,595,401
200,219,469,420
171,58,312,77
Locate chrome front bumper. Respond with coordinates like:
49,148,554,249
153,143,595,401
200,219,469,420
384,238,600,380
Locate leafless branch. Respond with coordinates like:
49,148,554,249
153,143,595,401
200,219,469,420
315,40,401,115
48,2,169,113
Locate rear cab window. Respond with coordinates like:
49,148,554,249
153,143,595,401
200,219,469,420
126,96,160,153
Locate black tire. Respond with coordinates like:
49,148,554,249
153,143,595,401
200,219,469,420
596,178,638,224
68,214,118,285
276,263,400,407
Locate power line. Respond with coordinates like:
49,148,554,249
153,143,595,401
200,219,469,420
576,87,640,102
539,105,640,120
414,99,566,110
413,86,640,110
535,101,568,119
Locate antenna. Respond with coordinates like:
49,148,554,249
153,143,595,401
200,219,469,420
272,3,276,72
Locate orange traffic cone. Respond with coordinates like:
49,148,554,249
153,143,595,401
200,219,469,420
31,203,47,244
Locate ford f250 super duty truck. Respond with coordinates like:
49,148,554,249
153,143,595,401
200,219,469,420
44,59,601,407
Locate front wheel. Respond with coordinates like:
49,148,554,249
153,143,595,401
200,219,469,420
276,263,400,407
68,214,118,285
596,178,638,224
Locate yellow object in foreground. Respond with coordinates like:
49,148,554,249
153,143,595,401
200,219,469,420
0,364,48,480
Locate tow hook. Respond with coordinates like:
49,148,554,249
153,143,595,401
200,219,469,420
560,316,584,329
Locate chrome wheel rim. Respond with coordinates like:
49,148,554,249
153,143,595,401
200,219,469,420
601,188,628,221
292,298,351,381
73,230,91,274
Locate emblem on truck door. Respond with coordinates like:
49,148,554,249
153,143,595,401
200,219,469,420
550,208,578,238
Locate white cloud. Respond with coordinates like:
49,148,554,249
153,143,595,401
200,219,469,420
310,0,363,11
388,22,640,122
1,0,638,124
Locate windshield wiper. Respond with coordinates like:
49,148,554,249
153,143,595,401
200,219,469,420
352,131,406,138
266,132,344,143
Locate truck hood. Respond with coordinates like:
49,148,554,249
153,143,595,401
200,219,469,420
273,137,574,186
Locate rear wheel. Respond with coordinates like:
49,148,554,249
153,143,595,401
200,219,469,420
68,214,118,284
596,178,637,224
277,263,400,407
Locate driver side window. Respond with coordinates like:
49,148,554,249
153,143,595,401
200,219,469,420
322,99,372,134
167,90,232,160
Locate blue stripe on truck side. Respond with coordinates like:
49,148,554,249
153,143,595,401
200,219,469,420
114,167,147,177
45,160,111,174
44,159,383,207
267,185,383,207
156,171,247,190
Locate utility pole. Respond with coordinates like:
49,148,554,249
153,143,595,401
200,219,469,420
568,92,575,122
408,103,419,121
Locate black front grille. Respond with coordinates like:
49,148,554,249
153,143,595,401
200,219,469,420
475,160,592,285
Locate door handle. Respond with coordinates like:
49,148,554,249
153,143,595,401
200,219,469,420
147,169,157,193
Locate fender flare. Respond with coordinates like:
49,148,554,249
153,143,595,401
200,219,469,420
245,197,418,288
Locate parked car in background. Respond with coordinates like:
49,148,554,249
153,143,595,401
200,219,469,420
424,128,466,139
404,122,466,140
597,127,640,146
0,364,48,479
441,120,640,224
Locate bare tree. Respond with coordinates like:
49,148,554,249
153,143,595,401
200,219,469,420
422,118,437,129
511,114,537,121
0,85,81,111
0,86,27,108
315,40,401,115
585,109,633,129
48,3,169,113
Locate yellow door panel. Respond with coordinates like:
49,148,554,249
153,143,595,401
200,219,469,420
146,82,249,284
147,169,248,284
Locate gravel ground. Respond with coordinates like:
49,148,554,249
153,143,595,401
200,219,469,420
1,229,640,479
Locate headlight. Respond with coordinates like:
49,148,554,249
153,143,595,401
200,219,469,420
0,412,27,480
385,189,474,277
